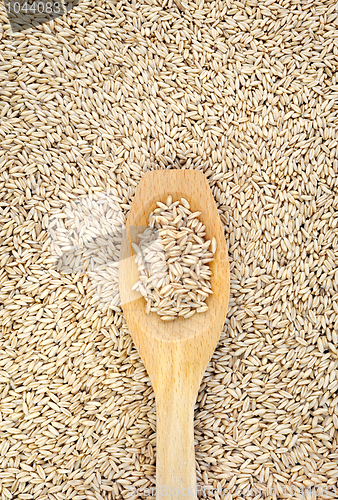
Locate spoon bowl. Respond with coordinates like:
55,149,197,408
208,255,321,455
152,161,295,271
119,169,230,500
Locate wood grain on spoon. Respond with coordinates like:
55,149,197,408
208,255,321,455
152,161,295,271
119,170,230,500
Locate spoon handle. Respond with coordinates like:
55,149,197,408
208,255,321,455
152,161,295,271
156,383,197,500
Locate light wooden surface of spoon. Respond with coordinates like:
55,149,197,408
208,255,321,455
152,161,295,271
119,170,230,500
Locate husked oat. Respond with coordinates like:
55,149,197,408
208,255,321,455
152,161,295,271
0,0,338,498
132,197,216,320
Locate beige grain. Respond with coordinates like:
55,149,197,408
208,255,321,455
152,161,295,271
0,0,337,498
132,197,215,320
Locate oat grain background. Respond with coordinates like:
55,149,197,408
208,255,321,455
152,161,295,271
0,0,338,499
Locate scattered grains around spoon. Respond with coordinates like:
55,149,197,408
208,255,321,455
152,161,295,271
0,0,337,498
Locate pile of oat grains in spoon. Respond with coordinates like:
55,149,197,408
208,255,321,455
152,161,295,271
133,196,216,320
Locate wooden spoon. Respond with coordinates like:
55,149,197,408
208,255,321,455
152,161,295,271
119,170,230,500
